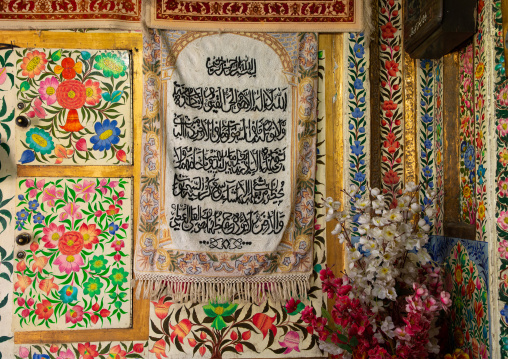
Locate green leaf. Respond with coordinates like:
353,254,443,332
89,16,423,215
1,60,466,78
52,50,62,62
19,81,30,92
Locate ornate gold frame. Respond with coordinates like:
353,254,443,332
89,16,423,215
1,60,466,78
0,31,149,344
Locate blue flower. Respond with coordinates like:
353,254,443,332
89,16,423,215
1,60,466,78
353,43,365,59
33,212,44,224
349,33,355,39
420,59,432,70
424,196,433,206
428,181,434,188
359,67,365,73
359,127,365,133
349,62,355,68
352,107,364,118
349,93,355,99
19,150,35,164
350,163,356,168
59,285,78,304
428,126,433,132
460,141,467,154
469,171,475,184
351,141,364,156
18,195,24,201
422,166,433,178
17,209,29,221
360,185,365,191
108,222,119,235
349,123,354,130
423,86,433,97
359,96,365,103
464,145,475,170
90,119,121,151
28,200,39,211
26,128,55,155
354,172,366,182
360,160,365,165
501,304,508,321
420,100,426,107
424,139,432,149
354,78,364,90
421,151,427,158
422,114,433,123
477,164,486,179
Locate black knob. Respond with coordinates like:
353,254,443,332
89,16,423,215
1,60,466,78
16,233,31,246
15,116,30,128
16,251,26,259
17,102,25,110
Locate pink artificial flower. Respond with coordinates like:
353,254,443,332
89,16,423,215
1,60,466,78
73,180,96,202
394,327,412,341
111,239,125,251
54,254,84,274
38,76,59,105
498,211,508,231
59,202,82,221
41,223,66,248
440,291,451,307
25,178,45,198
27,98,46,119
41,185,64,207
56,348,75,359
500,240,508,259
65,305,84,324
285,298,301,314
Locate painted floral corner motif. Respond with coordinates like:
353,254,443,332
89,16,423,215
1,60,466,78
15,48,132,165
13,178,132,331
15,341,148,359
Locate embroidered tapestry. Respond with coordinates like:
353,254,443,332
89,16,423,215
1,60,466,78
136,30,318,302
0,0,141,30
145,0,363,32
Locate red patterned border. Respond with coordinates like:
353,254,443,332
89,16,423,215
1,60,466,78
0,0,140,22
153,0,356,24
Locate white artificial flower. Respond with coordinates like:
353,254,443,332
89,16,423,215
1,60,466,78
405,181,418,192
425,207,436,217
331,223,342,235
410,203,421,212
358,224,369,234
358,214,371,225
382,225,398,241
371,187,381,196
318,341,344,356
348,184,359,196
386,209,403,222
381,316,395,337
372,217,388,227
356,198,371,210
386,287,397,300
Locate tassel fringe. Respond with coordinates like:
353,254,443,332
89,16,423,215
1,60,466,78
134,274,310,303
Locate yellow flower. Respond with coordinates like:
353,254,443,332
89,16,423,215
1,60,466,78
500,148,508,165
463,184,471,199
475,62,485,78
478,201,486,220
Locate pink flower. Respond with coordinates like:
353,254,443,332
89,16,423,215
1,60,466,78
498,211,508,231
499,87,508,106
499,178,508,197
499,240,508,259
111,239,125,251
56,348,75,359
41,185,64,207
440,291,451,307
0,67,6,85
394,327,413,341
114,253,122,262
95,210,103,217
121,223,129,229
38,76,59,105
27,97,46,119
97,179,109,195
109,180,119,188
75,138,88,152
73,180,96,202
25,178,45,198
21,308,30,318
19,347,29,358
65,305,84,324
54,254,84,274
41,223,66,248
279,331,300,354
59,202,82,221
498,118,508,137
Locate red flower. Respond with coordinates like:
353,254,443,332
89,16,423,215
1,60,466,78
385,60,399,77
56,80,86,110
149,339,167,359
285,298,301,314
100,308,110,317
55,58,83,80
242,330,251,340
77,343,99,359
199,347,206,356
170,319,193,344
383,132,400,154
151,296,173,320
230,331,238,341
79,223,101,249
382,100,397,111
133,343,145,353
381,22,397,39
35,300,54,320
382,169,400,185
107,204,120,215
58,231,84,255
235,343,244,353
252,313,277,339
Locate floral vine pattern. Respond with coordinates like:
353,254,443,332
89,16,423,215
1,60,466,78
474,0,488,240
15,341,147,359
346,32,369,236
15,48,132,165
418,59,435,234
434,59,444,235
427,237,490,358
379,0,403,207
459,44,476,225
0,48,16,357
13,178,132,331
494,0,508,356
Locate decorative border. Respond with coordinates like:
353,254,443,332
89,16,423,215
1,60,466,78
459,44,476,224
379,0,403,207
434,59,444,235
417,59,435,233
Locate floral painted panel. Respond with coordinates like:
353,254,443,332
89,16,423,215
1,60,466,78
426,236,490,358
15,48,132,165
459,44,476,224
13,178,132,331
15,341,148,359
